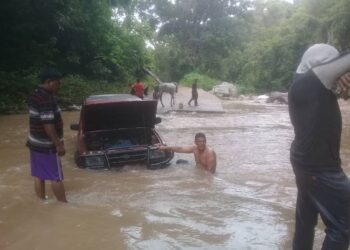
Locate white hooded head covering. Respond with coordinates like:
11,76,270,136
296,44,339,74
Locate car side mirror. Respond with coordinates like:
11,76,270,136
70,123,79,131
155,117,161,125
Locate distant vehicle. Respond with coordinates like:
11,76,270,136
70,94,173,170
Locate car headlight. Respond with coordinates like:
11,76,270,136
84,154,107,168
149,150,166,160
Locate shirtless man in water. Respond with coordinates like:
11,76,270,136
158,132,216,173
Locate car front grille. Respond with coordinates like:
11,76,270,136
106,148,148,166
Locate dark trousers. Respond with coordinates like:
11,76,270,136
188,93,198,106
292,167,350,250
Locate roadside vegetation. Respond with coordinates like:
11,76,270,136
0,0,349,113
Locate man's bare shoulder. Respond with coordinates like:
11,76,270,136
206,147,216,156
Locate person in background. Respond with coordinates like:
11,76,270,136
288,43,350,249
188,79,198,106
158,132,216,173
132,79,145,99
27,68,67,202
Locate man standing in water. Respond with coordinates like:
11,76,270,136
158,132,216,173
27,68,67,202
288,43,350,249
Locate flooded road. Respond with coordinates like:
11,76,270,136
1,100,350,249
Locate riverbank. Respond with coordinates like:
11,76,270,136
1,85,291,115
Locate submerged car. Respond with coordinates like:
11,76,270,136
70,94,173,170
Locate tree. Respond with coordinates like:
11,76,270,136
0,0,146,82
128,0,251,80
0,0,147,112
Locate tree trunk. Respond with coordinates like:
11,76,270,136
143,67,163,84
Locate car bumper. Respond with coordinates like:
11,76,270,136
76,146,173,169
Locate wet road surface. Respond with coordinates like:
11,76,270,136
1,97,350,249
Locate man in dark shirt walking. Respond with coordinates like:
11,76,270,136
27,68,67,202
289,44,350,249
188,79,198,106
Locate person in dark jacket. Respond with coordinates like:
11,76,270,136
188,79,198,106
288,43,350,249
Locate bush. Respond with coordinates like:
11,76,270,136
58,75,131,107
60,75,111,105
180,72,220,91
236,84,256,95
0,71,131,114
0,70,37,114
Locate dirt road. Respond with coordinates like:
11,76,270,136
154,86,224,113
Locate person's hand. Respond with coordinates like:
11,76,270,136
337,72,350,90
336,72,350,99
56,143,66,156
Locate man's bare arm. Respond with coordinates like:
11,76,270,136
313,53,350,89
337,72,350,92
158,145,195,153
206,150,217,174
43,123,65,156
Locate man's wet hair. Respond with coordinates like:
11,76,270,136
195,132,206,141
39,68,62,83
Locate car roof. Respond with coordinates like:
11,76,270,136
85,94,143,106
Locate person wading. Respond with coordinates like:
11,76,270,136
26,68,67,202
158,132,216,173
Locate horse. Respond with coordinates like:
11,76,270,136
154,82,178,107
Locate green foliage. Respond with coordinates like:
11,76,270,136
58,75,120,107
229,0,350,93
235,28,299,92
153,37,193,81
0,0,149,113
2,0,350,114
0,71,37,114
0,0,147,78
145,0,252,81
180,72,219,91
236,84,256,95
0,71,130,114
325,0,350,50
58,74,156,106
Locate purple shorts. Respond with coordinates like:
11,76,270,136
30,150,64,181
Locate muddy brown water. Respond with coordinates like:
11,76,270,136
1,100,350,250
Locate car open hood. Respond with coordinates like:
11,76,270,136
82,94,158,132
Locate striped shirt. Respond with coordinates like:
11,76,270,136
26,87,63,153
